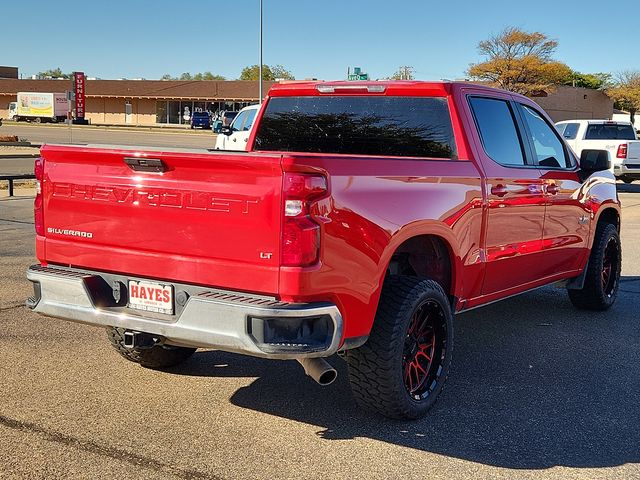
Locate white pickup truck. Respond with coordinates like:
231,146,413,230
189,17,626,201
214,104,260,151
555,119,640,183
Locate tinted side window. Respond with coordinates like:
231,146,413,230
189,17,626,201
562,123,579,140
520,105,568,168
555,123,567,135
254,96,457,158
469,97,525,166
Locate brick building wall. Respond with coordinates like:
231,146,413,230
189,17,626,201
534,86,613,122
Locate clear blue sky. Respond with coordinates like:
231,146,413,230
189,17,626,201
4,0,639,81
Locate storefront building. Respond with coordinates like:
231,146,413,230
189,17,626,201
0,79,613,125
0,79,273,125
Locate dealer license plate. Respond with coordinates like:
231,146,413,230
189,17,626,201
128,280,174,315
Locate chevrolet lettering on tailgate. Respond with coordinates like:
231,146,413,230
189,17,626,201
51,182,259,214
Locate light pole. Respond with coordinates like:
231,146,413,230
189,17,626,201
259,0,263,104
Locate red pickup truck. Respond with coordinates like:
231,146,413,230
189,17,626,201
27,81,621,419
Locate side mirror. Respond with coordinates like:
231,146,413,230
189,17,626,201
580,149,610,173
221,126,232,136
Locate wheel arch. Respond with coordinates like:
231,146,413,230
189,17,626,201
595,205,620,232
375,224,463,309
570,202,621,288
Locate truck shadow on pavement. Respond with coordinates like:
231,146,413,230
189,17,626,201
169,281,640,470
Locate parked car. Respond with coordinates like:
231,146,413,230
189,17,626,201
190,111,211,129
556,119,640,183
214,104,260,150
28,81,621,420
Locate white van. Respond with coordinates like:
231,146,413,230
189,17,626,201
214,104,260,151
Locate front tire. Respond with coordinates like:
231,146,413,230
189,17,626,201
568,223,621,310
106,327,196,369
346,276,454,419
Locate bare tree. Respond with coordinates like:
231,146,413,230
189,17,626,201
467,27,572,95
607,71,640,125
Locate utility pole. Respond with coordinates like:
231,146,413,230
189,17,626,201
397,66,414,80
259,0,263,103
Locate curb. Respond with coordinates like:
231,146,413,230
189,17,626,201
5,121,213,135
0,142,34,147
0,154,39,159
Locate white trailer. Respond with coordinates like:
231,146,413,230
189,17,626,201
15,92,69,123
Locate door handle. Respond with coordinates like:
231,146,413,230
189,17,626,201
491,184,508,197
123,157,166,173
546,184,559,195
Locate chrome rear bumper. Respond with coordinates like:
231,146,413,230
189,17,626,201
27,265,343,360
615,163,640,178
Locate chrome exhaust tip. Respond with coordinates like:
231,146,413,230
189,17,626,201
297,358,337,386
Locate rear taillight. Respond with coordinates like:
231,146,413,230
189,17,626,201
617,143,628,159
282,173,327,267
34,157,44,236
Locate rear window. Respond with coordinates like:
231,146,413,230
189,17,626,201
585,123,636,140
254,96,457,159
192,112,209,117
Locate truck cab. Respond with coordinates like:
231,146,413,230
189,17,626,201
8,101,17,120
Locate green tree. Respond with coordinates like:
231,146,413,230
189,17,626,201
36,68,73,79
270,65,295,80
607,71,640,125
161,72,226,81
193,71,226,80
239,64,294,81
467,27,572,95
567,72,612,90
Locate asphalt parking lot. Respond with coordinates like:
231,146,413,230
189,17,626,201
1,186,639,479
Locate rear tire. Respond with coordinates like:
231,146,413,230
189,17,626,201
346,276,453,419
622,177,634,184
34,117,41,124
568,223,621,310
106,327,196,369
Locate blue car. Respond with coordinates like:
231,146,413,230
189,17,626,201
190,111,211,129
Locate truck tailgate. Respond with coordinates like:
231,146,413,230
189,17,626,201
625,141,640,163
39,145,283,294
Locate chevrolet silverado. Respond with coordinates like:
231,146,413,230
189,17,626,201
27,81,621,419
